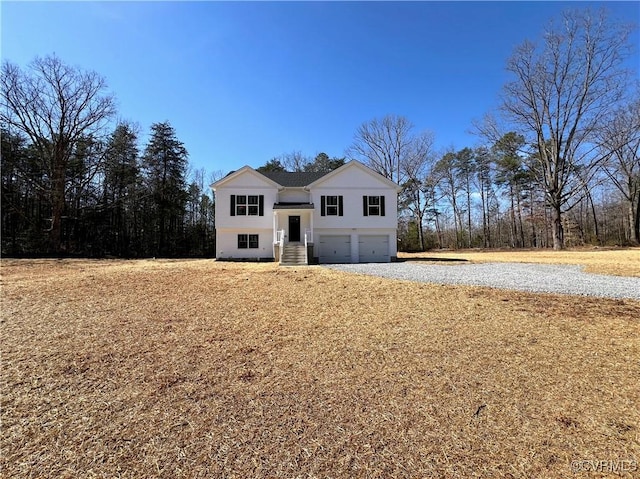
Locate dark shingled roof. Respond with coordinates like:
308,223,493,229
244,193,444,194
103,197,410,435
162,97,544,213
259,171,328,187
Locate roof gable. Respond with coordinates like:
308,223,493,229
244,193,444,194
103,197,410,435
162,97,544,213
307,160,401,190
212,160,399,190
211,166,281,190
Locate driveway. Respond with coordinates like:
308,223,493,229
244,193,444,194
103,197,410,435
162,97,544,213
324,262,640,300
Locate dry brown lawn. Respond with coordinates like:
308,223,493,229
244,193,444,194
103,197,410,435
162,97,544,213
1,258,639,478
399,247,640,277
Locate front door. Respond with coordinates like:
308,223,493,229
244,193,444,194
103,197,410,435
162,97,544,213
288,216,301,242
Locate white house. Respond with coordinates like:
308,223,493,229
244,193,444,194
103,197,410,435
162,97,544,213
211,160,401,264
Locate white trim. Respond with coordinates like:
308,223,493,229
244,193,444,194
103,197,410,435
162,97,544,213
365,195,382,216
306,160,402,191
211,165,282,190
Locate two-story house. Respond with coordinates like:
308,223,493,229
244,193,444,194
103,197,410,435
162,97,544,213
211,160,401,264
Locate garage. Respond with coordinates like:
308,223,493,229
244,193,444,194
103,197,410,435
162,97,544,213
319,235,351,263
358,235,390,263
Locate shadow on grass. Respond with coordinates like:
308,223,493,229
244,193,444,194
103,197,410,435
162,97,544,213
397,257,470,263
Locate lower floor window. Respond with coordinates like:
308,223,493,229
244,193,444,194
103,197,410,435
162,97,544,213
238,234,259,249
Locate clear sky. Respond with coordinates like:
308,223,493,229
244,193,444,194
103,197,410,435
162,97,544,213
2,1,639,178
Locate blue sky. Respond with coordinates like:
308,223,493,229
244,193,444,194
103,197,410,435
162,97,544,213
2,1,638,178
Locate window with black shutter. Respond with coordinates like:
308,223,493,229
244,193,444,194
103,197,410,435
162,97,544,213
321,195,343,216
363,195,385,216
232,194,264,216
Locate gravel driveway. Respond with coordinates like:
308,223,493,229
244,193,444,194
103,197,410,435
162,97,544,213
324,262,640,300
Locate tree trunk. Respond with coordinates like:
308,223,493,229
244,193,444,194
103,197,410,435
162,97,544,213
586,190,600,245
451,198,460,249
515,187,525,248
480,184,488,248
509,185,516,248
631,194,639,244
466,182,472,248
417,213,426,251
529,189,537,248
50,160,66,254
435,213,443,249
551,204,564,250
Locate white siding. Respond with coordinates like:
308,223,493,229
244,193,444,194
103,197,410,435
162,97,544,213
278,188,311,203
217,190,278,231
214,169,279,259
310,165,398,231
309,163,398,261
213,161,399,262
216,229,273,259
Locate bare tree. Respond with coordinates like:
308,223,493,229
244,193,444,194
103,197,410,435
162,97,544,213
349,115,437,249
399,131,436,250
279,150,310,172
599,97,640,244
1,55,116,253
501,9,635,249
434,151,462,248
347,114,415,185
473,146,494,248
454,148,475,248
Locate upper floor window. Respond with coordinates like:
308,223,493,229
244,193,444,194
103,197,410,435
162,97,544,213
321,195,343,216
230,195,264,216
363,195,385,216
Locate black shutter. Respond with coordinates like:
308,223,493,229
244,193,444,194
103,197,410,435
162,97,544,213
380,195,385,216
230,195,236,216
363,196,368,216
321,196,326,216
258,195,264,216
338,196,344,216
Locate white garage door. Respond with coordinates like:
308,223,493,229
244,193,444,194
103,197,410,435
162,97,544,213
359,235,390,263
319,235,351,263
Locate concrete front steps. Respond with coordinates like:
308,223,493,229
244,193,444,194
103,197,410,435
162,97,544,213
280,243,307,266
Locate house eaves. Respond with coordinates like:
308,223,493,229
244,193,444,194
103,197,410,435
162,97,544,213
210,165,282,190
305,159,402,191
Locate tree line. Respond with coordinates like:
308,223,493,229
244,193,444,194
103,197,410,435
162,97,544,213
256,9,638,251
256,151,346,174
347,9,639,251
1,8,638,256
343,109,638,251
1,55,215,257
0,55,347,257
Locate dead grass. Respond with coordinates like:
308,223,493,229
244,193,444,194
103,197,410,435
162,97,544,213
1,259,639,478
399,247,640,277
